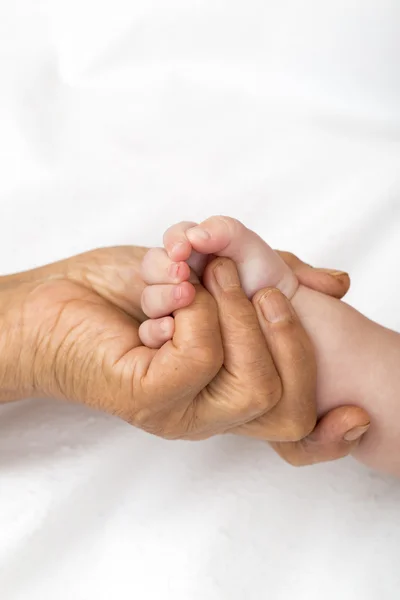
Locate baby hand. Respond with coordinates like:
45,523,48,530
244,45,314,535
138,216,299,348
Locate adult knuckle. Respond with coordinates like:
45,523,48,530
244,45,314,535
131,407,185,440
234,379,282,418
262,384,282,412
189,342,223,374
283,251,297,263
222,308,255,337
179,429,215,442
254,370,283,412
277,415,316,442
282,251,300,266
130,406,159,432
281,451,307,468
278,316,298,333
272,442,309,467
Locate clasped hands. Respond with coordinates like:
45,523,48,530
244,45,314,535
0,246,369,466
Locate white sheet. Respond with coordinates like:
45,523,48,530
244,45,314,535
1,1,400,598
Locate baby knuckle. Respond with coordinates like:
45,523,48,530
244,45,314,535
141,286,164,317
140,288,151,315
219,215,245,235
144,247,160,261
141,248,158,274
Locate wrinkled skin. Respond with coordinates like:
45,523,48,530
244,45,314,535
0,246,369,464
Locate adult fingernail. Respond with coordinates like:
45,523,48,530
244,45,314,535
343,423,370,442
186,226,211,242
260,289,293,323
316,268,349,279
332,271,350,285
213,261,240,289
332,271,348,279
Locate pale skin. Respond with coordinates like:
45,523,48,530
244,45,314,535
139,216,400,477
0,245,369,466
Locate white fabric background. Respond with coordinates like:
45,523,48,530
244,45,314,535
0,1,400,598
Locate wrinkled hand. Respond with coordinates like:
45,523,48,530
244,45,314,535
0,246,369,464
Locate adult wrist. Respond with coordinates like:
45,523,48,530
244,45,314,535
0,276,38,403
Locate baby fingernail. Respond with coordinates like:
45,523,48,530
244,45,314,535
260,289,292,323
160,319,171,335
173,285,184,300
187,226,210,242
343,423,370,442
169,263,180,281
170,241,186,257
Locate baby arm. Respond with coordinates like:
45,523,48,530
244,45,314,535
139,216,400,477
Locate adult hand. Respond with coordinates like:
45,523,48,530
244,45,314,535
0,247,368,463
201,254,369,463
270,251,369,465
